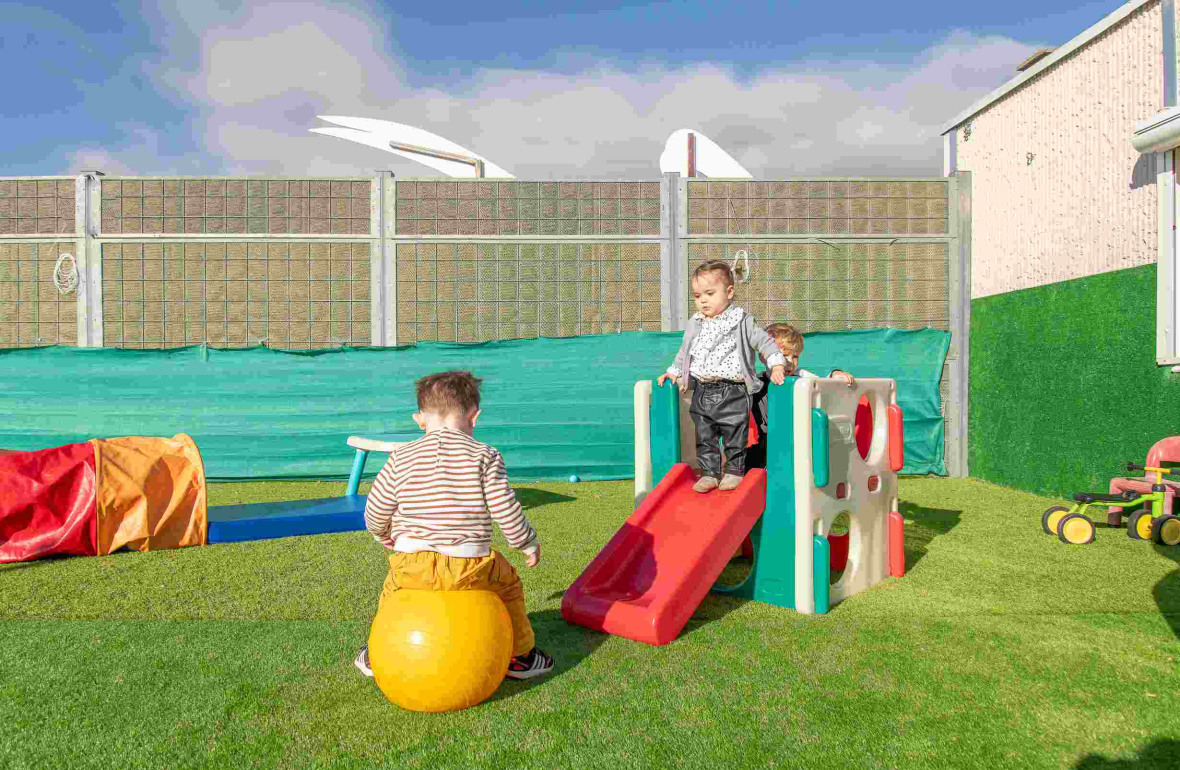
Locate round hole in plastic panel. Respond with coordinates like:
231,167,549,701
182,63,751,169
853,394,873,461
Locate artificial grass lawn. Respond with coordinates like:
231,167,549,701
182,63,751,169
2,477,1179,770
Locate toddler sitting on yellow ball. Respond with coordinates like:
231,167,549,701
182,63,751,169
355,370,554,682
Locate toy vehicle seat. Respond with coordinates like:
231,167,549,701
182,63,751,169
1073,490,1141,504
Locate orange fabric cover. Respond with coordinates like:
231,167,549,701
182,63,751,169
90,433,208,555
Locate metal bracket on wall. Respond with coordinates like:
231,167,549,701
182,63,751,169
659,171,679,331
945,171,972,478
74,171,104,347
675,175,690,330
370,171,396,346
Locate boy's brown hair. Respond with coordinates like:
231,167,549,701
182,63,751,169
415,370,482,415
691,260,735,287
765,323,804,356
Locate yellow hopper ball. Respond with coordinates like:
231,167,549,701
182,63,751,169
368,589,514,713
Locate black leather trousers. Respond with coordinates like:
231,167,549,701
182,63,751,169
689,380,751,478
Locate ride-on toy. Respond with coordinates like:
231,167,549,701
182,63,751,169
1041,463,1180,546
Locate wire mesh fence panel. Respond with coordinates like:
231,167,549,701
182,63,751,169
100,241,371,349
684,238,953,471
685,180,950,236
98,179,372,236
684,241,950,332
395,181,662,236
0,179,76,236
395,241,663,343
0,242,79,347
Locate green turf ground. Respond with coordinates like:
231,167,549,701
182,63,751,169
2,477,1179,769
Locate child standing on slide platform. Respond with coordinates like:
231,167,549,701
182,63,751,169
658,260,787,493
353,370,554,681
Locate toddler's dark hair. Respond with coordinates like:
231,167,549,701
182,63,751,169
691,260,735,287
415,370,482,415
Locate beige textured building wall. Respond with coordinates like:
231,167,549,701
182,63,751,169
955,0,1162,298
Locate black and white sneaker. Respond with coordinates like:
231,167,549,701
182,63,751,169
354,646,373,677
506,647,554,680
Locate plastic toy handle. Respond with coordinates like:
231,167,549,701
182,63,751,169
887,405,904,473
888,510,905,578
1144,465,1179,483
811,408,829,488
1127,462,1145,473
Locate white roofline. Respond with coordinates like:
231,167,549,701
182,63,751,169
941,0,1157,135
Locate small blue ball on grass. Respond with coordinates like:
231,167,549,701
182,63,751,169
569,475,580,483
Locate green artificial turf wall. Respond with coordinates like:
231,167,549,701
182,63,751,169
970,263,1180,499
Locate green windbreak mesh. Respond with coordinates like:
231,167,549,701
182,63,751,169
0,329,948,481
785,328,951,476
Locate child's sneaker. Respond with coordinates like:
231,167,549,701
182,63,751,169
507,647,554,680
354,646,373,677
718,473,743,491
693,476,719,493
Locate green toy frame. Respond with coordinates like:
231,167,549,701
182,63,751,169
1041,462,1180,546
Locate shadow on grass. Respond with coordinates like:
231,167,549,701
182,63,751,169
0,561,44,573
0,553,74,573
1075,739,1180,768
486,608,607,702
682,591,749,637
899,500,961,573
1152,543,1180,642
680,553,754,635
516,488,577,511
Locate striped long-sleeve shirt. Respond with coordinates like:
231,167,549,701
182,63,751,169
364,428,538,558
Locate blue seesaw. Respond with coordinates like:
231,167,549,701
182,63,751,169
206,436,408,544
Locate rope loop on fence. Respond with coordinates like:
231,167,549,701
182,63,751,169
53,253,78,295
731,249,750,283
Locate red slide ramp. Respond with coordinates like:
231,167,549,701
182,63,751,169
561,463,766,646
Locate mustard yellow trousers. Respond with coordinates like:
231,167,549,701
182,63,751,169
378,550,535,657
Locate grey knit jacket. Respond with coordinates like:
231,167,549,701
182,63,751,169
667,310,784,395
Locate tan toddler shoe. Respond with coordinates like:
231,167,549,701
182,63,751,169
718,473,743,491
692,476,719,493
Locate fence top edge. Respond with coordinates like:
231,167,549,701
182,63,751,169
378,176,952,184
92,176,376,182
0,175,954,184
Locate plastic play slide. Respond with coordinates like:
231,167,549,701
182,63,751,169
561,463,766,646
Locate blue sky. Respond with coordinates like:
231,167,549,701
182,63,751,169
0,0,1128,177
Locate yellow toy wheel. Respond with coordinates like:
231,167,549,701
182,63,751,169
1151,514,1180,546
1127,510,1153,540
1041,506,1070,535
1057,513,1095,545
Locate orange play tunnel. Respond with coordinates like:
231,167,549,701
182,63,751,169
0,434,207,563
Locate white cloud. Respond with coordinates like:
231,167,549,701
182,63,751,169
64,123,173,175
66,148,138,176
120,0,1038,178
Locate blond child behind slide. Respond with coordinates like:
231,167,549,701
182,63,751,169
746,323,855,470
